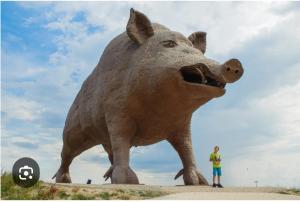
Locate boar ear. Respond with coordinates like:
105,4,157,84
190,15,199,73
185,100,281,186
126,8,154,45
188,31,207,54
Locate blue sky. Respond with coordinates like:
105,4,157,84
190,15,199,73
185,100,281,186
1,1,300,187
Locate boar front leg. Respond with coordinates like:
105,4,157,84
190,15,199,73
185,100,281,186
168,132,208,185
106,114,139,184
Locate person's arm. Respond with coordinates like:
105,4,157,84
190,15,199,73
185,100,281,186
209,154,213,162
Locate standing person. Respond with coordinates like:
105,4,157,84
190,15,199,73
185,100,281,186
209,146,223,188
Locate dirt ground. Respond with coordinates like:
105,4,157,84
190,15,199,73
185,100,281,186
48,183,300,200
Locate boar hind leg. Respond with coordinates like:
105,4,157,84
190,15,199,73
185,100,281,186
168,133,208,185
54,131,97,183
106,115,139,184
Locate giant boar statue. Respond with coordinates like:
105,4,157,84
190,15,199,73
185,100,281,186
54,8,243,185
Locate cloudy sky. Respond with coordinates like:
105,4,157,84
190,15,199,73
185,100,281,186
1,1,300,188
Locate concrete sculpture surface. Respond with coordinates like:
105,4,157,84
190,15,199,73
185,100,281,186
54,8,244,185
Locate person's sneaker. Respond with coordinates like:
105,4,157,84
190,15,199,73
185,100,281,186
217,184,224,188
212,183,217,187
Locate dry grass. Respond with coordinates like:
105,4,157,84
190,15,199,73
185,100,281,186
278,188,300,196
1,172,167,200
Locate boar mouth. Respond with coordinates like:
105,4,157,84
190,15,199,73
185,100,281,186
180,65,225,88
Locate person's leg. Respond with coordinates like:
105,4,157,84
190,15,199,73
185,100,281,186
212,168,217,187
217,168,223,188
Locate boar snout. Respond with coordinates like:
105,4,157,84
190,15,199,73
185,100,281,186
220,59,244,83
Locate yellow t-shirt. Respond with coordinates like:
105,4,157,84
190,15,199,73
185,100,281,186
210,152,221,168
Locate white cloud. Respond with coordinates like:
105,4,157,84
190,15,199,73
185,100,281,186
2,52,48,81
139,2,291,56
43,2,291,57
225,81,300,188
2,94,46,121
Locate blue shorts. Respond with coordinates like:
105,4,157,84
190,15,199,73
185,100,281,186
213,167,222,176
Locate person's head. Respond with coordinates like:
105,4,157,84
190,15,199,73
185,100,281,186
214,146,219,153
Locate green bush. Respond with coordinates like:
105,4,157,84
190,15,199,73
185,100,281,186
98,192,110,200
71,194,95,200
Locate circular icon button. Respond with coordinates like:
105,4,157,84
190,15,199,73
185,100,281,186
12,157,40,188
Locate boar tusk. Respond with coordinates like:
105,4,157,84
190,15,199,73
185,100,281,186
195,68,207,84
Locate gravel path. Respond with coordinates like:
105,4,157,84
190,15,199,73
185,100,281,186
153,192,300,200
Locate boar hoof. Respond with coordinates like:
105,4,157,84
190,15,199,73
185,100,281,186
111,165,139,184
175,168,208,185
53,168,71,183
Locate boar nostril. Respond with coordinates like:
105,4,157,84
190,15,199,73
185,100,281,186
235,70,239,74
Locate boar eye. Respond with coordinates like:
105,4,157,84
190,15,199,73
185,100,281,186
161,40,177,48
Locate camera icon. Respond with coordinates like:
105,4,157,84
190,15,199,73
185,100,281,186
19,165,34,180
12,157,40,188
